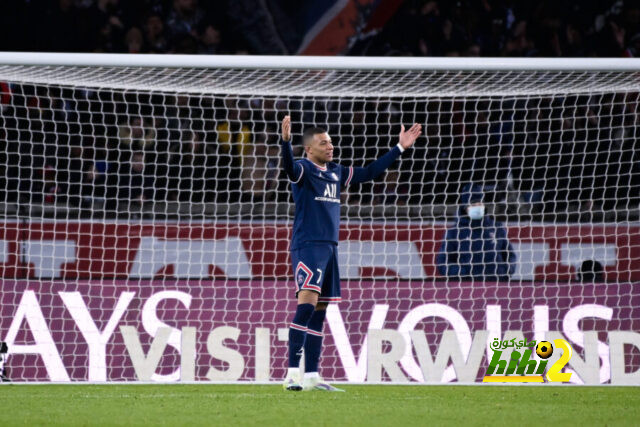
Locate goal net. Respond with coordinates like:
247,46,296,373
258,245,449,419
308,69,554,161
0,54,639,384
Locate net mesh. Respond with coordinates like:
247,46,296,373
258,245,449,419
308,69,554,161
1,65,640,96
0,61,639,383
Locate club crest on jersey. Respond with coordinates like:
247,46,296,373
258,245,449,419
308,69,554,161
329,172,338,181
295,262,312,288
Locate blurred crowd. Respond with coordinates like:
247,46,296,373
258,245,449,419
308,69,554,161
355,0,640,57
1,84,639,218
1,0,639,57
0,0,248,54
0,0,639,219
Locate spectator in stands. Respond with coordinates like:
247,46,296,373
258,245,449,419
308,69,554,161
628,32,640,57
576,260,604,283
127,151,153,203
503,21,535,56
4,0,640,222
437,183,516,281
82,144,110,208
85,0,126,52
216,99,252,161
510,99,547,212
241,136,276,203
41,162,61,205
106,151,152,212
166,0,204,43
118,116,156,151
144,13,169,53
265,143,281,196
212,99,252,203
63,144,87,207
125,27,144,54
465,44,481,57
373,170,409,206
198,23,222,54
168,131,216,202
7,0,640,58
171,33,199,54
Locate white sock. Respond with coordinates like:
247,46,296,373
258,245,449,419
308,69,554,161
303,372,319,379
287,367,299,378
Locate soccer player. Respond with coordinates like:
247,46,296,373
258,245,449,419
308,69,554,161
280,115,422,391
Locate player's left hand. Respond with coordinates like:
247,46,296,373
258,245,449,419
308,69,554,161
398,123,422,149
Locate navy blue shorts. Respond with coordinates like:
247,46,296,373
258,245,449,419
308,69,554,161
291,243,341,303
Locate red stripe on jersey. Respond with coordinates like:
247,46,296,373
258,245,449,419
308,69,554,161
345,166,353,186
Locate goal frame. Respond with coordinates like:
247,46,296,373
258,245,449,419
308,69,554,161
1,53,639,384
1,52,639,72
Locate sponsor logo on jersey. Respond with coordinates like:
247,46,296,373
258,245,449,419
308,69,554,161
315,183,340,203
324,183,336,198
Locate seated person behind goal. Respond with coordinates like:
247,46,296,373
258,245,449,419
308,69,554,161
437,183,515,281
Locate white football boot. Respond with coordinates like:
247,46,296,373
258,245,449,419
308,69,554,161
302,373,344,392
283,368,303,391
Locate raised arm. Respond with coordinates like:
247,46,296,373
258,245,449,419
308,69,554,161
344,123,422,186
280,115,304,183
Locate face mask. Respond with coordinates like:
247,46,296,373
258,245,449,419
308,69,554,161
467,205,485,220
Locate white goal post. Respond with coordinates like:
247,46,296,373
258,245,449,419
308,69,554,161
0,53,639,384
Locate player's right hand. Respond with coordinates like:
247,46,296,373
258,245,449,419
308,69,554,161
282,115,291,141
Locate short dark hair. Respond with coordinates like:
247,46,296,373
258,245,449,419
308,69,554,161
303,127,327,145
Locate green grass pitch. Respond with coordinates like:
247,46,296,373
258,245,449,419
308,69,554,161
0,384,638,426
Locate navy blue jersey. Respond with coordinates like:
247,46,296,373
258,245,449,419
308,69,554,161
281,139,404,250
290,158,346,248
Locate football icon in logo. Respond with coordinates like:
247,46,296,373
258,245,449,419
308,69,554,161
536,341,554,359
